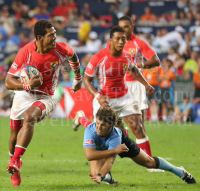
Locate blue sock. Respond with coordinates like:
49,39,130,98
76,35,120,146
102,173,111,183
157,157,184,178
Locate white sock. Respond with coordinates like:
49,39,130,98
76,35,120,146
151,114,158,121
162,115,167,121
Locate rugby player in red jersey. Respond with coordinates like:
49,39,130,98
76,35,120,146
74,16,160,158
117,16,160,157
83,26,154,147
5,19,82,186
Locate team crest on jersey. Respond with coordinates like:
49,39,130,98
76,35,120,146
129,48,136,55
50,61,59,69
123,63,128,71
133,105,138,110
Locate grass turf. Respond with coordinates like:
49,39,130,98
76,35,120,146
0,117,200,191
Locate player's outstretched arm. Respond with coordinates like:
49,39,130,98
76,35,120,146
68,52,82,92
89,156,116,184
84,144,128,161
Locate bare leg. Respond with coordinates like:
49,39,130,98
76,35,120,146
16,105,42,147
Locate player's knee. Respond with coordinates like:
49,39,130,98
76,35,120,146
145,156,156,168
132,123,145,137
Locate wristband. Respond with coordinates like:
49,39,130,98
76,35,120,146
97,173,104,181
94,92,101,99
23,83,31,90
74,73,82,81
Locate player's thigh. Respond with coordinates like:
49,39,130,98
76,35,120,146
23,105,43,122
131,149,155,168
37,95,57,120
90,159,106,175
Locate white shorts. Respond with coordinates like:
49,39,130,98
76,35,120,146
10,91,57,120
93,93,142,120
126,81,148,110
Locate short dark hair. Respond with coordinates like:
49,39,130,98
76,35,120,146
34,19,53,40
118,15,132,25
110,26,125,38
96,106,116,127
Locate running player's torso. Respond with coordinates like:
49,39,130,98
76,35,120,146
8,41,74,95
124,34,156,81
85,47,132,98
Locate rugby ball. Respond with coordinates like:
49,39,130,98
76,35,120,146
20,65,40,84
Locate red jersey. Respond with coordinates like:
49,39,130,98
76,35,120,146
8,41,74,95
85,47,133,98
124,34,156,81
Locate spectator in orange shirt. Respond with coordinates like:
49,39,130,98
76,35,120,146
141,7,155,21
143,67,161,121
159,59,176,121
193,57,200,103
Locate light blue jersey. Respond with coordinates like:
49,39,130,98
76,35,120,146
83,122,122,156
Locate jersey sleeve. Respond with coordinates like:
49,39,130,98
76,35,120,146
139,38,156,59
8,48,27,77
108,136,121,157
58,42,74,60
83,128,96,148
84,54,99,77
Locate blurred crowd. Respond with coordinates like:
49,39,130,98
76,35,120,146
0,0,200,122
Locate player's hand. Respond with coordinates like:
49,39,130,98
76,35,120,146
98,95,110,107
114,143,129,154
135,62,144,68
29,73,43,89
146,85,154,96
88,173,102,184
71,79,82,92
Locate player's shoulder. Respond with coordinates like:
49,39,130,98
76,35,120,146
111,127,122,138
18,41,35,53
96,47,108,58
55,41,72,51
90,48,108,63
85,122,97,133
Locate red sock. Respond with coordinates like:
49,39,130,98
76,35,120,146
11,145,26,163
136,137,152,157
78,117,92,128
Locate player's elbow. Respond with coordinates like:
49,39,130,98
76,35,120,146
154,56,161,66
5,77,11,90
85,154,93,161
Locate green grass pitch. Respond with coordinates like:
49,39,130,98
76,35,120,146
0,117,200,191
